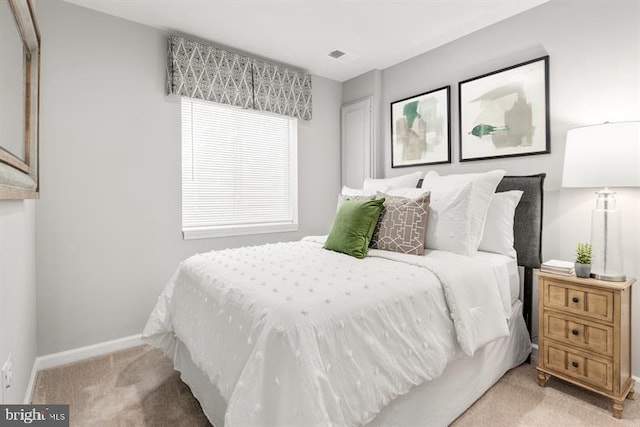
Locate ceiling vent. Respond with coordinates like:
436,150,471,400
328,49,346,59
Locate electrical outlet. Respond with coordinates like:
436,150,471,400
2,353,12,390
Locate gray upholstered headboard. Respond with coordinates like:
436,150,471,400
496,174,546,269
497,174,546,353
415,173,546,267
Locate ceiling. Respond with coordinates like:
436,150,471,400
61,0,549,82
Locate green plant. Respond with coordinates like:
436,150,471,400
575,242,593,264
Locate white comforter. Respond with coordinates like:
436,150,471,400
142,237,509,427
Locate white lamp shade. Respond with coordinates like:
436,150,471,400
562,121,640,188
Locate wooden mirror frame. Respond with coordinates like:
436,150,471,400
0,0,40,199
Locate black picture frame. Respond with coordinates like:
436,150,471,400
390,86,451,168
458,56,550,162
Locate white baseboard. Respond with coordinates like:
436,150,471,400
23,334,142,403
23,362,39,404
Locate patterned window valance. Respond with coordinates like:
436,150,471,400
167,35,312,120
253,61,312,121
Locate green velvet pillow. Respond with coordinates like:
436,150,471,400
324,198,385,259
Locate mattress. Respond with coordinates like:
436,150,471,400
471,250,520,306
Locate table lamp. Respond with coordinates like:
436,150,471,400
561,121,640,281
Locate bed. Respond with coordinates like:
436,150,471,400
142,173,545,427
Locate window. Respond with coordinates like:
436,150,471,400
181,98,298,239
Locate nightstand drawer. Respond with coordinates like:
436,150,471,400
543,280,613,323
543,342,613,392
544,311,614,356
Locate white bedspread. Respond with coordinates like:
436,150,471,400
142,238,509,427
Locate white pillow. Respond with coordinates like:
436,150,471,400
420,169,505,252
423,182,474,255
385,187,430,198
479,190,523,258
340,186,380,197
363,171,423,192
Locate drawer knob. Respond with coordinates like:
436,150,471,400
572,329,579,336
572,297,579,303
572,361,579,368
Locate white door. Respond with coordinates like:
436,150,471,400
341,97,373,189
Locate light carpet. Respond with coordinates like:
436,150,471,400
32,345,639,426
32,345,210,426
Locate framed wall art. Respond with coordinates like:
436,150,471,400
0,0,40,199
458,56,549,162
391,86,450,168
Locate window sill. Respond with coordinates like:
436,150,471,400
183,223,298,240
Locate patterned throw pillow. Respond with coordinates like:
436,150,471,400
370,192,430,255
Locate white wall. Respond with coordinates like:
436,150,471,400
0,0,40,405
343,69,376,104
346,0,640,373
0,201,37,403
36,0,342,355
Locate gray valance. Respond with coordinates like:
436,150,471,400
253,61,312,120
167,35,312,120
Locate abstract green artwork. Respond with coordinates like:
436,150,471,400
390,86,451,168
459,56,550,162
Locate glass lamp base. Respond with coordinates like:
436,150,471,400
590,188,626,282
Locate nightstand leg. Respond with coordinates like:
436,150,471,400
625,379,636,401
536,369,548,387
612,400,623,419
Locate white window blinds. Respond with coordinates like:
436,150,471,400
181,98,298,239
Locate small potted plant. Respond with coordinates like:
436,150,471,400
575,242,592,278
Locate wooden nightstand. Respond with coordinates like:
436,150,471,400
536,271,635,418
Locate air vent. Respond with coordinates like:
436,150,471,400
328,49,346,59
